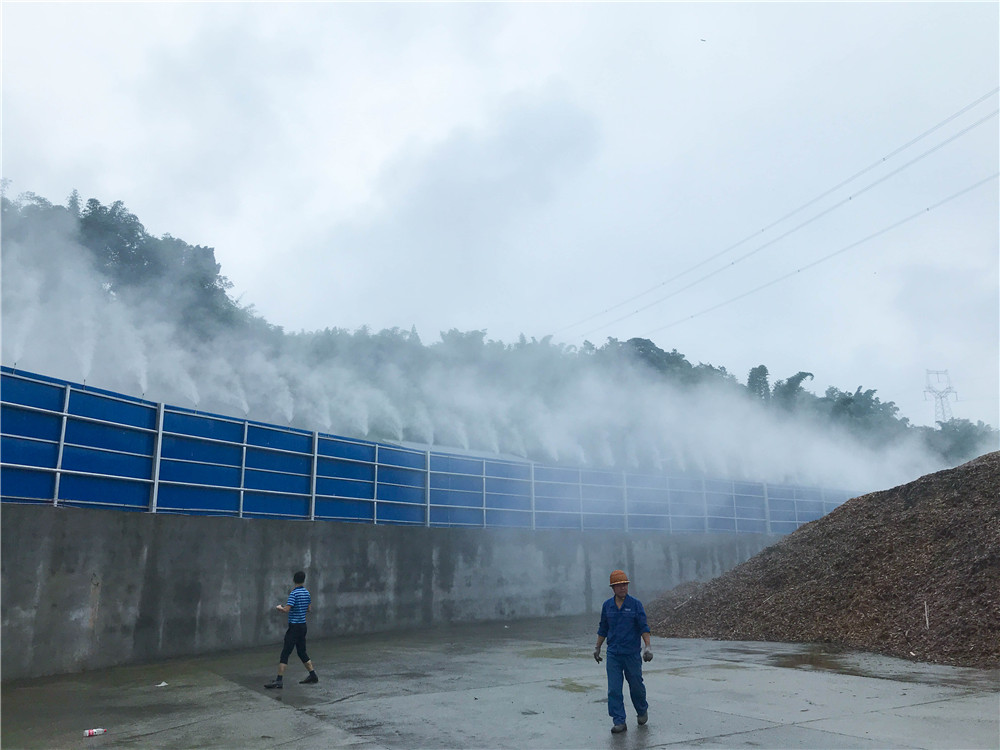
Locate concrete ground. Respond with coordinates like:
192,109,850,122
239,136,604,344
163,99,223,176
2,615,997,750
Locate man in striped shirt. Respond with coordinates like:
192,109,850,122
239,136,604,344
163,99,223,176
265,571,319,688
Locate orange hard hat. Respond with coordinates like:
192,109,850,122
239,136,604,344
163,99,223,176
609,570,630,586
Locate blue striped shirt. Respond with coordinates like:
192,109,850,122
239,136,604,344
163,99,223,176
286,586,311,624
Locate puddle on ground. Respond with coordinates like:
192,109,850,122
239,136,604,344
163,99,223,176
521,647,581,659
550,678,597,693
769,650,871,678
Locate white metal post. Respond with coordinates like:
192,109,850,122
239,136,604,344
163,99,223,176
373,444,379,525
148,402,165,513
309,431,318,521
52,384,71,506
238,420,248,518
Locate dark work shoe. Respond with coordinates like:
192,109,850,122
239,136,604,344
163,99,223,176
300,673,318,684
611,724,627,734
264,679,283,689
637,713,648,726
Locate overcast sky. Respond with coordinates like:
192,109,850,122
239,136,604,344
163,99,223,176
3,2,998,429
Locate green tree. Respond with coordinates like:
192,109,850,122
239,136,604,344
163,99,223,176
746,365,771,403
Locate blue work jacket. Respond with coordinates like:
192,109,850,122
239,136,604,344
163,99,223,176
598,594,650,655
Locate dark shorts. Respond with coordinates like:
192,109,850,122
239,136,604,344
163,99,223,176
279,622,309,664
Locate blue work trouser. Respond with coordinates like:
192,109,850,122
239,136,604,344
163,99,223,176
606,650,648,725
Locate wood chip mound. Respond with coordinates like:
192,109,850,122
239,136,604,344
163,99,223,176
647,451,1000,669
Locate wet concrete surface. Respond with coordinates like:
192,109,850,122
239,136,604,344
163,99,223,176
2,614,997,749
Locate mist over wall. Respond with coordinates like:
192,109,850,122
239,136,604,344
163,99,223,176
2,194,984,493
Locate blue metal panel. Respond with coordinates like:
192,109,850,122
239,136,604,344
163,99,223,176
318,438,376,463
376,502,424,524
65,420,155,455
378,466,424,488
580,470,621,486
795,488,823,502
627,474,669,490
245,447,311,475
581,484,623,501
163,411,244,443
430,473,481,492
430,488,481,508
69,391,156,429
0,466,55,499
316,477,374,500
62,446,152,480
769,509,797,522
534,496,579,513
582,498,624,515
485,508,532,528
1,405,62,441
534,481,579,500
485,460,530,479
736,518,768,533
485,492,531,511
376,483,425,504
430,454,482,475
1,436,58,468
533,466,579,483
629,500,670,515
245,469,310,494
378,447,425,470
670,477,703,492
733,500,766,520
59,474,149,507
704,479,733,493
707,517,736,532
734,482,765,496
430,506,481,526
159,460,241,488
161,435,242,465
242,491,309,519
768,498,795,513
705,492,735,516
317,457,374,482
666,516,703,532
247,424,311,453
315,498,374,522
156,484,239,513
485,477,530,496
1,373,65,410
626,487,668,503
768,485,797,499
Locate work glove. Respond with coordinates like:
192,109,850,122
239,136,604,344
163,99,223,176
593,646,603,663
642,644,653,662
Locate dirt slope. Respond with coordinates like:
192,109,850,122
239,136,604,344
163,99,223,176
647,452,1000,669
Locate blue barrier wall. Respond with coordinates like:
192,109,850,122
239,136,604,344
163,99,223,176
0,367,853,533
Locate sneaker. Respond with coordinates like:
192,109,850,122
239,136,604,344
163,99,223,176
300,673,319,684
264,679,283,689
611,724,627,734
637,713,648,726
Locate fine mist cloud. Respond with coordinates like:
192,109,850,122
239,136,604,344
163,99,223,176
1,206,951,495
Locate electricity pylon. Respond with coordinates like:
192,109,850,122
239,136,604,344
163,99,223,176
924,370,957,423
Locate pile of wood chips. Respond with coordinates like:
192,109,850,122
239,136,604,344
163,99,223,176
646,451,1000,669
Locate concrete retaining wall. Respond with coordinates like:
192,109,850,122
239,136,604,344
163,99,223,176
1,504,780,680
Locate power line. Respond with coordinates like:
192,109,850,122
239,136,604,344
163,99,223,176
641,173,998,336
553,86,1000,337
578,108,998,338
